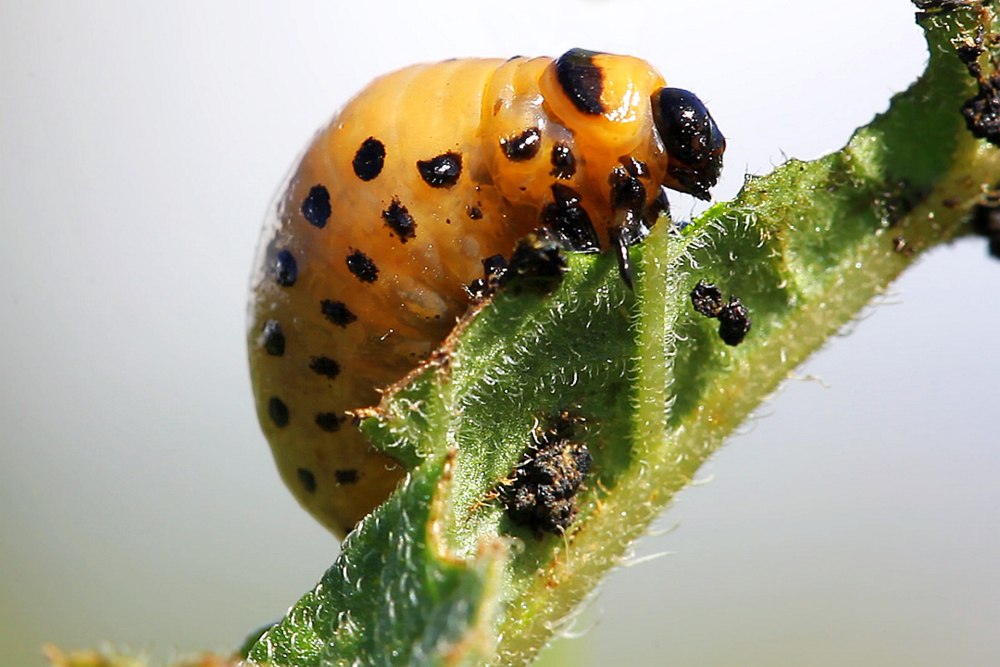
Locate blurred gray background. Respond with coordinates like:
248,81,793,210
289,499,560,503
1,1,997,665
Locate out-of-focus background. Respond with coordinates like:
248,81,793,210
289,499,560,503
2,1,998,665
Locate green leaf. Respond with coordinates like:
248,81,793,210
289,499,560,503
249,3,999,666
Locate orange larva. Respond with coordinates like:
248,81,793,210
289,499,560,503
248,48,725,538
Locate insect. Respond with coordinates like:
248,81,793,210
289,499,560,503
248,48,725,537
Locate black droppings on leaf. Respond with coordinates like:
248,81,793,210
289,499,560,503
718,297,752,346
957,24,1000,147
961,75,1000,146
691,281,751,345
499,412,592,535
690,280,725,317
970,186,1000,259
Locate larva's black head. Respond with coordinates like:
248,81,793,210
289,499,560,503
651,87,725,201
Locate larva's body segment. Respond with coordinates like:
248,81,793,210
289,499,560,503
248,49,725,538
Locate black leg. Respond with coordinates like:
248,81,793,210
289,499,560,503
608,225,633,290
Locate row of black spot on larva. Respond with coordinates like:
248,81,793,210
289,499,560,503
353,135,465,189
262,302,358,496
263,393,345,432
303,183,382,281
690,280,752,346
295,467,359,497
259,136,410,438
265,394,355,496
500,126,579,180
260,130,536,436
498,411,593,535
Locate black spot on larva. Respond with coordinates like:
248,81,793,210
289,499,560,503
346,249,379,283
261,319,285,356
609,166,646,212
718,297,751,346
467,205,483,219
297,468,317,493
321,299,357,327
550,143,576,179
352,137,386,181
274,249,298,287
417,152,462,188
301,184,331,228
499,411,592,535
541,183,601,252
691,280,725,317
335,469,359,484
620,156,650,179
382,198,417,242
315,412,345,432
309,356,341,380
555,48,605,115
268,397,289,428
501,127,542,161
